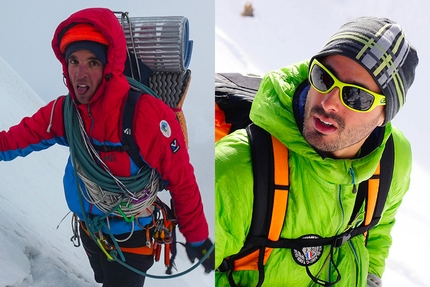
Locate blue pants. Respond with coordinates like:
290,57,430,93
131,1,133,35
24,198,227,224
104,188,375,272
80,225,154,287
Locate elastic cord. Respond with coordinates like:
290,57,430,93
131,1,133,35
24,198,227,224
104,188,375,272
302,245,341,286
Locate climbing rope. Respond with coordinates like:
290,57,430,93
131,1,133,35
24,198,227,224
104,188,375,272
63,95,160,218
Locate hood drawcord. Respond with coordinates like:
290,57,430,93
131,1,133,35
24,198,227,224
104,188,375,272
349,167,357,194
47,96,61,133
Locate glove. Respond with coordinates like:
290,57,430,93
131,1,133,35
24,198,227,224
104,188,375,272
367,273,382,287
185,238,214,273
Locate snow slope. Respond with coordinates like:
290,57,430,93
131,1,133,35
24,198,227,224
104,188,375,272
216,0,430,286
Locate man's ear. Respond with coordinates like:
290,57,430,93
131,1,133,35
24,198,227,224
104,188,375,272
62,73,68,88
377,110,386,127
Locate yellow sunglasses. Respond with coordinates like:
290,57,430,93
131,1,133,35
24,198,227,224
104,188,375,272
308,59,386,112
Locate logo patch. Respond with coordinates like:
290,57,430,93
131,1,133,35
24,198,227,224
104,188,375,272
170,138,180,153
103,154,116,162
160,120,171,138
292,235,324,266
123,128,132,135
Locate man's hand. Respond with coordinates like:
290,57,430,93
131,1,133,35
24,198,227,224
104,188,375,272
185,238,214,273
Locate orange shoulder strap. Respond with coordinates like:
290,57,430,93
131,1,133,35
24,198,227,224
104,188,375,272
231,128,289,272
268,135,289,241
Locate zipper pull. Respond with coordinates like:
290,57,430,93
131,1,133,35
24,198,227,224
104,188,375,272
87,104,92,118
349,167,357,194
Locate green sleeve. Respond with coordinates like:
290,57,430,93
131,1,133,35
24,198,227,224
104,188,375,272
215,129,254,268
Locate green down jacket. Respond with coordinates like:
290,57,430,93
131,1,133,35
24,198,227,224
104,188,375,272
215,60,412,286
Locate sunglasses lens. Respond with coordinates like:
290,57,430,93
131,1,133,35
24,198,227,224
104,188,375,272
342,87,375,111
310,64,334,92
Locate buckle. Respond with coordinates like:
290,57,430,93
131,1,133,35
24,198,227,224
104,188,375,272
217,258,233,273
333,233,351,248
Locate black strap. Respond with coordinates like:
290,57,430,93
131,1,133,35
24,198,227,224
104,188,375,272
247,124,274,238
121,89,146,169
375,134,394,216
248,124,274,287
87,89,145,169
224,124,274,287
365,134,395,237
92,144,129,152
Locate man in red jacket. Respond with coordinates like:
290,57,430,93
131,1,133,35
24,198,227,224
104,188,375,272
0,8,213,287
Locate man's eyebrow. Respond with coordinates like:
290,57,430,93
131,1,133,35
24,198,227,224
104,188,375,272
325,62,370,89
87,56,101,61
67,55,101,62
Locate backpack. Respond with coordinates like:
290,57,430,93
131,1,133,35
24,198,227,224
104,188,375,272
215,73,260,141
215,73,395,287
111,14,193,273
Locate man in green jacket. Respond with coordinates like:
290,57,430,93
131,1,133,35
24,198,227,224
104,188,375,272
215,17,418,287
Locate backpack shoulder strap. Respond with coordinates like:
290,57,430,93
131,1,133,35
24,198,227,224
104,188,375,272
247,124,289,241
220,124,289,287
121,89,146,169
364,134,395,235
89,87,147,169
348,134,395,240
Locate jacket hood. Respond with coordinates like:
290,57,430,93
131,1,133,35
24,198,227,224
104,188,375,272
249,60,393,185
52,8,129,105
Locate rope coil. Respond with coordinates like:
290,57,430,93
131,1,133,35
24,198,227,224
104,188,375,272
64,95,160,224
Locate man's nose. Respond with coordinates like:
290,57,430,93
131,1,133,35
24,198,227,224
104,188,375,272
76,64,88,78
320,87,341,112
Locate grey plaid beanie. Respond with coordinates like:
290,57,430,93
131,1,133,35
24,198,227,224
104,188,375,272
312,16,418,125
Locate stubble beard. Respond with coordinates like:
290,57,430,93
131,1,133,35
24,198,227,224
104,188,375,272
303,104,377,154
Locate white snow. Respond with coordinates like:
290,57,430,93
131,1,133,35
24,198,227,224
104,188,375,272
216,0,430,286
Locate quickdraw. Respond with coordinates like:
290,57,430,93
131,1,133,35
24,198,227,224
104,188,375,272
152,198,178,271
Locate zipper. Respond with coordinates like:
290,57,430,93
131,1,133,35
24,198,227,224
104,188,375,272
336,184,345,236
328,184,345,282
347,240,360,287
87,104,95,139
328,167,355,283
348,166,360,286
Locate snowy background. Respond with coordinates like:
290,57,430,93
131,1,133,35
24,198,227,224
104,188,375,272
0,1,214,287
216,0,430,286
